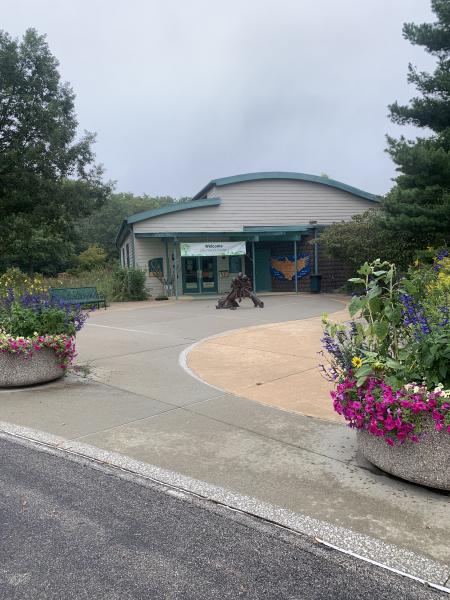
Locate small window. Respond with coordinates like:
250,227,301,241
122,247,125,267
149,257,163,276
126,243,130,267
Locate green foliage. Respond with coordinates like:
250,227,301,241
2,302,74,338
318,210,416,272
0,267,48,297
75,193,175,260
74,244,107,272
46,265,149,302
324,254,450,390
384,1,450,247
112,267,148,301
0,28,111,274
346,260,404,388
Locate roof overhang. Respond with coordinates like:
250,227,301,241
115,220,132,249
134,227,316,242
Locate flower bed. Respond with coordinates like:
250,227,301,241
332,378,450,446
322,253,450,489
0,270,90,387
0,334,76,369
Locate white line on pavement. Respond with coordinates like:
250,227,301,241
87,324,162,335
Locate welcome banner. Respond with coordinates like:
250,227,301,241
180,241,246,257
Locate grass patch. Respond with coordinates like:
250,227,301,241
45,266,116,303
44,265,149,303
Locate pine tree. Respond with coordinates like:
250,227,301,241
384,0,450,246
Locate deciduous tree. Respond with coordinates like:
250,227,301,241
0,28,110,273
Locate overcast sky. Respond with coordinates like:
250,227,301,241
3,0,436,198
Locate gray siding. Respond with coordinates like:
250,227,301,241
133,179,375,234
134,237,166,296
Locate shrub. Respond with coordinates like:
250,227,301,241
318,210,417,273
74,244,107,272
112,267,148,301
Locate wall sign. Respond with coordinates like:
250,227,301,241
180,241,246,257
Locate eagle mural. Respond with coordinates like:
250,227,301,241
270,255,310,281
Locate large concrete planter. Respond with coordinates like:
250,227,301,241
0,348,64,388
357,416,450,490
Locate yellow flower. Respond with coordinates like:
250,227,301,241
352,357,362,368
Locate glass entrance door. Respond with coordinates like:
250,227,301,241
182,257,200,293
199,257,217,293
182,256,218,294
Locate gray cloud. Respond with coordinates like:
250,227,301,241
2,0,435,197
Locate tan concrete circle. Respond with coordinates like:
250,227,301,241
187,308,349,422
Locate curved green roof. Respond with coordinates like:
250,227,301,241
193,171,379,202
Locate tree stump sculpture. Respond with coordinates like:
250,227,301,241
216,273,264,309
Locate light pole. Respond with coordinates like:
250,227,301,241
309,220,318,274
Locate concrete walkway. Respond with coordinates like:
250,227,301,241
0,295,449,587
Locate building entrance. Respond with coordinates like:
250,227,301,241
182,256,218,294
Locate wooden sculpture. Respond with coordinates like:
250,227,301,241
216,273,264,309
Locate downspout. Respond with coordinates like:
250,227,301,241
164,238,171,296
251,240,256,292
294,239,298,294
173,237,179,300
314,227,319,275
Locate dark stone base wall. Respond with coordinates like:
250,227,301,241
244,236,352,293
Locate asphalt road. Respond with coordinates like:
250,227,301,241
0,435,444,600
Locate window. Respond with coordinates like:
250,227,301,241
126,243,130,267
229,255,242,273
149,257,163,276
122,247,125,267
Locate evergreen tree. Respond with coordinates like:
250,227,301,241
384,0,450,246
0,29,110,274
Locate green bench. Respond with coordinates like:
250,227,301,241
49,287,106,309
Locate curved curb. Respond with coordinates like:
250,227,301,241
0,420,448,592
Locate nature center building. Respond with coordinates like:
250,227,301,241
116,172,378,297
